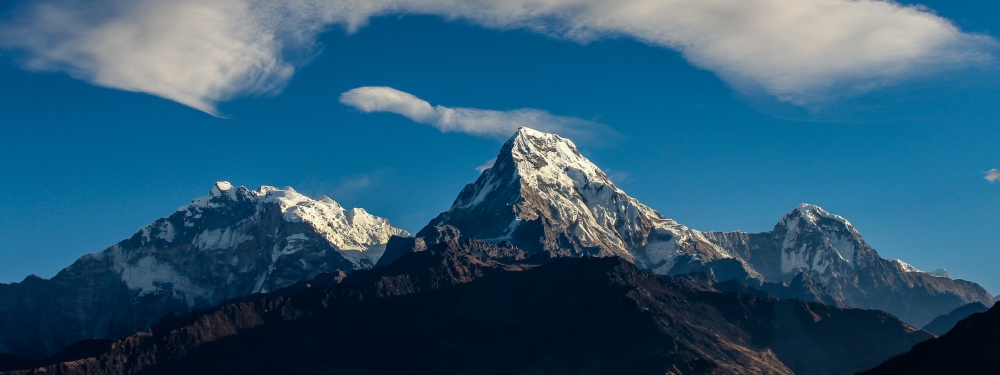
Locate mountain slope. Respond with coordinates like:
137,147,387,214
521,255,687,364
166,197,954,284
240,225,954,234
0,235,931,375
0,182,406,359
921,302,990,336
415,127,992,327
861,302,1000,375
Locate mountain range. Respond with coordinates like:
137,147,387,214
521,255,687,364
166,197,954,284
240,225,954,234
0,235,933,375
0,127,994,368
404,128,992,326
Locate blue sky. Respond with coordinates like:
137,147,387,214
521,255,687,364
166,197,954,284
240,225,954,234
0,0,998,293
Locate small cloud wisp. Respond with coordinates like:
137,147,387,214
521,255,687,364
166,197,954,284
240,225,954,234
986,169,1000,183
339,86,619,144
475,158,497,173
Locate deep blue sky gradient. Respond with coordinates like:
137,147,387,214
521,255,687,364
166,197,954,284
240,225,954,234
1,4,998,292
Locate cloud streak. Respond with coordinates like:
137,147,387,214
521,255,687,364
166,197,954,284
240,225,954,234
339,86,618,144
1,0,996,114
475,158,496,173
987,169,1000,183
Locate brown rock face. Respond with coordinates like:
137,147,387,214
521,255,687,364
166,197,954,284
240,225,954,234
0,237,931,375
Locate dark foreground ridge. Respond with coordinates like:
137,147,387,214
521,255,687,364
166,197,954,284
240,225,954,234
0,232,931,375
921,302,990,336
861,302,1000,375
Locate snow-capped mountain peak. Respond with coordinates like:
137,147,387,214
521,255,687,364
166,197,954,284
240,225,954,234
421,127,726,273
507,127,612,190
793,203,853,227
210,181,237,199
0,181,411,358
177,182,408,254
776,203,868,271
889,258,921,273
92,182,407,304
707,202,994,326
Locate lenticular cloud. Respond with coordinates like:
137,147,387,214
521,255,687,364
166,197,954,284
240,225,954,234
1,0,995,114
339,86,618,144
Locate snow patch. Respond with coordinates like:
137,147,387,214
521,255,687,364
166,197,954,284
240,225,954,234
928,268,951,278
890,259,921,273
156,221,175,243
194,228,253,250
118,256,208,307
643,235,683,274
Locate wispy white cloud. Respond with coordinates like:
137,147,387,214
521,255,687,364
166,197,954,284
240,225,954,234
0,0,313,115
300,171,382,204
330,175,373,198
986,169,1000,183
1,0,995,114
475,158,496,173
339,86,618,144
604,170,631,185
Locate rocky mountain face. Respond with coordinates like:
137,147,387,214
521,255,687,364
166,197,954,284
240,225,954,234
0,235,932,375
0,182,406,359
414,127,993,327
921,302,990,336
861,302,1000,375
704,205,993,326
419,127,732,272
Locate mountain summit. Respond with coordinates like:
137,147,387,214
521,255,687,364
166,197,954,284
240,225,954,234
410,128,992,327
418,127,730,272
707,204,993,326
0,182,406,358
